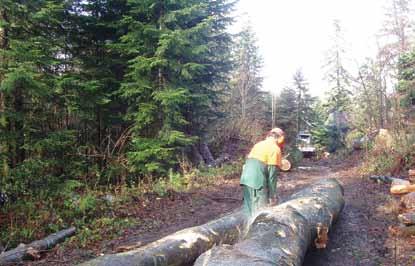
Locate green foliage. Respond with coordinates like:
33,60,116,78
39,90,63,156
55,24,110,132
275,87,298,143
72,217,136,248
0,130,83,196
323,20,352,112
360,131,415,176
0,0,236,197
120,0,234,173
345,129,365,150
398,51,415,114
0,0,255,252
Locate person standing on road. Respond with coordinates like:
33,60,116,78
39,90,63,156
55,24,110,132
240,128,285,217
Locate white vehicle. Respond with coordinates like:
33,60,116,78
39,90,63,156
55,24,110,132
297,132,316,156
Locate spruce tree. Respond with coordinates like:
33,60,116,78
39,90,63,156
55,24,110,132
292,70,315,134
323,20,352,112
119,0,234,176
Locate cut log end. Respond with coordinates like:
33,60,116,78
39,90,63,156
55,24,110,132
314,223,329,249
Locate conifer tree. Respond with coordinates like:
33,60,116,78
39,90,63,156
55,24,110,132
119,0,234,175
275,87,298,143
323,20,352,112
292,70,315,134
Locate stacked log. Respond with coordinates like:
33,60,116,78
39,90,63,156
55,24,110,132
390,178,411,195
389,170,415,236
390,170,415,195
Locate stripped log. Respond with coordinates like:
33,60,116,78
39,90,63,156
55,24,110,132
194,178,344,266
80,211,247,266
0,227,76,266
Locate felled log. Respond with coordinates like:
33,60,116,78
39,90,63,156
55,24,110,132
398,212,415,225
391,178,410,186
391,183,415,195
369,175,394,184
194,178,344,266
401,192,415,209
80,211,247,266
0,227,76,266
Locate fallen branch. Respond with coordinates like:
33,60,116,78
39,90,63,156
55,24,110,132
0,227,76,266
194,178,344,266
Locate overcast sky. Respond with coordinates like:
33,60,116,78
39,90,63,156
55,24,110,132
232,0,389,97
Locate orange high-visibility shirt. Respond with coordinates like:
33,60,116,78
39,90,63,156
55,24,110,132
247,138,282,167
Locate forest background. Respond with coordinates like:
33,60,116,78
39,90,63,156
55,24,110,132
0,0,414,251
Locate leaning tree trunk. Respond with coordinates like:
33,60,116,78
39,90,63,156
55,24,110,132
80,211,247,266
194,178,344,266
199,142,215,166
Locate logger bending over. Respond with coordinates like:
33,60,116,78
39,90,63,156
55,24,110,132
240,128,285,217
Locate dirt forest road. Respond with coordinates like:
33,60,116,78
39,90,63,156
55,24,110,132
287,158,396,266
34,155,414,265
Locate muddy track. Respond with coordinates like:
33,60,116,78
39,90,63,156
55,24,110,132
289,161,394,266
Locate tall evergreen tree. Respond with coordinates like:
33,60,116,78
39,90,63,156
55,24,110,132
397,51,415,125
0,0,80,194
323,20,352,111
119,0,234,175
292,70,315,134
275,87,297,143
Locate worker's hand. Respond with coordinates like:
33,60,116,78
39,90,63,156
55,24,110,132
269,197,278,206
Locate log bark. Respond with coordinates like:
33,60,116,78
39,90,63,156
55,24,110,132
80,211,247,266
401,192,415,209
194,178,344,266
398,212,415,225
0,227,76,266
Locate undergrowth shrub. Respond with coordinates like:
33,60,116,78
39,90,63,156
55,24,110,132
0,159,243,250
360,130,415,176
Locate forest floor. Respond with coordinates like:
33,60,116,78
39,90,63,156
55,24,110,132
28,153,415,265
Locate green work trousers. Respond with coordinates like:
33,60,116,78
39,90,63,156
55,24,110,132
242,185,269,217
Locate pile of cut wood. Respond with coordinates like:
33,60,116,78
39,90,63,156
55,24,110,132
389,170,415,236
